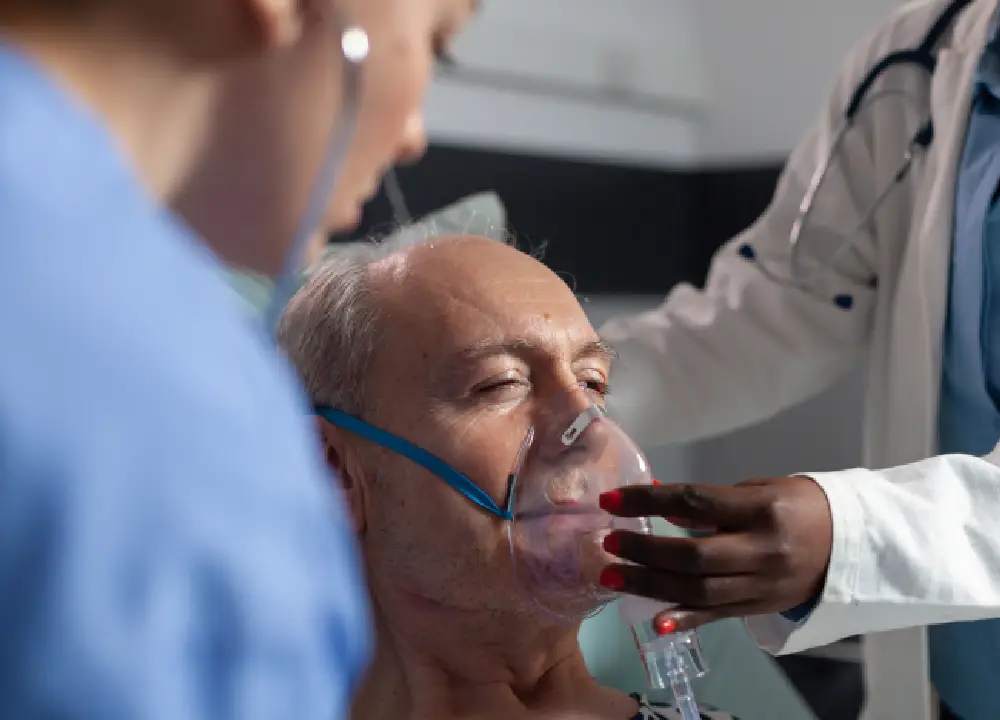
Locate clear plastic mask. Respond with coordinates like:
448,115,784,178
506,398,652,622
503,394,708,717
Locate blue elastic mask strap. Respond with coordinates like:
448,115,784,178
315,406,512,520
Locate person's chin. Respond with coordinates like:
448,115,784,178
327,200,363,235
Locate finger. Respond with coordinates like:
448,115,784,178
599,563,760,608
603,531,771,576
664,516,717,531
652,601,765,634
655,481,716,529
599,483,762,527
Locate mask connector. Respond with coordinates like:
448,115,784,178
620,594,708,720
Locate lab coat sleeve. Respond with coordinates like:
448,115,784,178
746,450,1000,654
600,20,896,446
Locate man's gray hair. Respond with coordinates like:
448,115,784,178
278,242,393,415
278,193,514,416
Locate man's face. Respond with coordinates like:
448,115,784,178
354,236,614,623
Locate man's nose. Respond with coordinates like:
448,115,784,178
535,387,607,458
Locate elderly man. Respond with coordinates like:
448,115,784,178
276,234,739,720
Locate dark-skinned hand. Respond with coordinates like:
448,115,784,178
597,476,834,633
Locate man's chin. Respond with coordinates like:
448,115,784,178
519,592,616,627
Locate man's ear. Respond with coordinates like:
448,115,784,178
315,416,368,533
244,0,305,49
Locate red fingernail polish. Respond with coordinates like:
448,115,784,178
599,490,623,512
599,567,625,591
655,617,677,636
603,532,621,555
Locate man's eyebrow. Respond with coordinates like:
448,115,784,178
449,338,617,364
577,340,618,365
452,339,537,362
433,337,616,385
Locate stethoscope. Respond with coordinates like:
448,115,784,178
262,24,413,333
737,0,974,311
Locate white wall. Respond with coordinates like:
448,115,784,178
697,0,904,164
426,0,706,167
428,0,906,167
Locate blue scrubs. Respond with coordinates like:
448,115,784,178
0,44,369,719
935,12,1000,720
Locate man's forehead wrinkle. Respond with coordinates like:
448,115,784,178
418,277,509,335
455,272,564,300
403,237,577,317
428,273,574,322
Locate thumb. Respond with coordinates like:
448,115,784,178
651,607,722,635
600,483,758,528
651,601,768,634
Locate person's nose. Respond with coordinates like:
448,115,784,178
540,389,609,506
396,112,428,166
534,386,607,460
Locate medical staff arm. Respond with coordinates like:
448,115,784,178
0,402,368,720
600,17,906,446
746,451,1000,654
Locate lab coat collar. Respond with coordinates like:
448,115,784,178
973,2,1000,96
898,17,989,463
952,0,1000,51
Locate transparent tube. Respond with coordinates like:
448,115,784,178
616,515,708,720
620,594,708,720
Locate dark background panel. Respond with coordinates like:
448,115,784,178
337,143,784,295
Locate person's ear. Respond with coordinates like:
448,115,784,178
316,416,369,533
244,0,305,49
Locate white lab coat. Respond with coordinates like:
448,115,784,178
601,1,1000,718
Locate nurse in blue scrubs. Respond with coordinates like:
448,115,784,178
0,1,475,718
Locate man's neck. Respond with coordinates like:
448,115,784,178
353,602,637,720
0,14,215,203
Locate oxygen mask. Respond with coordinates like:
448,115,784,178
506,402,645,621
505,396,709,720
